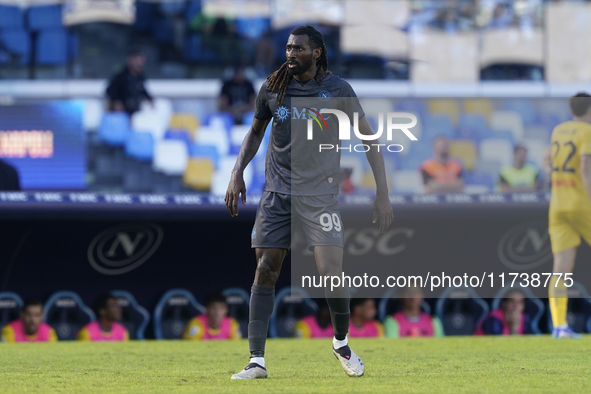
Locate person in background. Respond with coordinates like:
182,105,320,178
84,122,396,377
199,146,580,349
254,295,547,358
219,66,256,124
255,31,276,78
78,294,129,341
420,136,465,193
294,299,334,338
0,159,20,191
106,49,153,117
499,145,541,192
541,145,553,191
1,299,57,342
184,292,241,340
348,298,383,338
475,289,533,335
384,286,444,338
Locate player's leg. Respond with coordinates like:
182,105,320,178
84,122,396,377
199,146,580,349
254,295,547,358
548,211,581,338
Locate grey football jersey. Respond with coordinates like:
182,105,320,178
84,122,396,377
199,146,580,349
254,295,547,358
254,73,364,196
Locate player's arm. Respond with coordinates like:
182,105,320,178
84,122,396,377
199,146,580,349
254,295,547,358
580,155,591,200
356,115,394,233
225,117,271,217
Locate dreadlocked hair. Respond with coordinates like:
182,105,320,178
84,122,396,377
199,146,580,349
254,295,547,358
266,25,332,106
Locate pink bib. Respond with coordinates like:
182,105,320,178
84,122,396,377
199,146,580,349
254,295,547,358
9,319,53,342
392,312,435,337
83,321,128,341
198,315,233,340
474,308,524,336
301,316,333,338
348,320,381,338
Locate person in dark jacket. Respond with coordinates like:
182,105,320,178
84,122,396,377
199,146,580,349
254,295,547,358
106,50,153,116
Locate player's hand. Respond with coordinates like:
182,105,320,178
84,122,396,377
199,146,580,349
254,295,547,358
225,170,246,217
372,193,393,233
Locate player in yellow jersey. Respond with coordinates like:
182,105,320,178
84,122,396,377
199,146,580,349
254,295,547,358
548,93,591,338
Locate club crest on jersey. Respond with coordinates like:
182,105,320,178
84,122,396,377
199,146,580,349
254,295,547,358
318,90,331,102
275,106,291,121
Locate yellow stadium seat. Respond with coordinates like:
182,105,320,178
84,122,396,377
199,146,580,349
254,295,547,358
428,99,460,125
449,139,478,171
463,99,493,123
170,113,200,140
183,158,214,191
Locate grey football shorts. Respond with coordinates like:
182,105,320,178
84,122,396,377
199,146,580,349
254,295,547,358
251,191,343,250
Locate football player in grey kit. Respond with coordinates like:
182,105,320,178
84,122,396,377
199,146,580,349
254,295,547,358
225,25,393,379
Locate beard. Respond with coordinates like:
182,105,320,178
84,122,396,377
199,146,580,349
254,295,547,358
287,55,314,76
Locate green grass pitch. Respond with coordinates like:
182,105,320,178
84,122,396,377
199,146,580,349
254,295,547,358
1,336,590,393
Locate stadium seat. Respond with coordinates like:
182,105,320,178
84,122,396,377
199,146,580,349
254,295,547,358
490,111,524,141
185,0,202,24
0,5,23,28
463,171,494,191
183,33,220,63
546,282,591,334
0,292,23,329
204,112,235,134
489,129,516,146
492,285,544,335
152,18,174,44
449,140,478,171
236,17,271,40
378,288,431,322
132,109,168,140
133,1,157,32
222,288,250,339
98,112,131,146
36,29,75,65
182,158,215,191
44,291,95,340
524,125,551,142
83,99,105,132
242,111,255,126
392,170,424,194
458,114,488,136
169,113,199,139
479,138,513,166
537,100,569,124
152,140,189,176
435,287,489,336
0,29,30,65
428,99,460,125
269,287,317,338
394,99,427,120
422,114,455,141
125,131,154,161
153,289,205,340
111,290,150,340
195,126,230,156
522,139,547,168
28,4,62,30
504,99,536,126
211,156,253,196
141,98,174,125
189,143,220,168
463,99,493,123
230,125,250,155
164,129,192,147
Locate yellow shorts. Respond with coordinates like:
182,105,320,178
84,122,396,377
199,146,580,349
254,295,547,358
549,210,591,253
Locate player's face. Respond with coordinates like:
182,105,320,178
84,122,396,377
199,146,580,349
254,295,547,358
285,34,315,76
21,305,43,335
206,301,228,327
103,298,122,321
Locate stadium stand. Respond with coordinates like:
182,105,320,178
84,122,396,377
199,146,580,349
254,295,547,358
269,287,317,338
222,288,250,339
153,289,205,340
435,287,489,336
0,292,24,330
112,291,151,340
44,291,95,340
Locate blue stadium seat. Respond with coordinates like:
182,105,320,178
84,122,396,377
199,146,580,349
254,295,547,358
463,171,494,190
394,99,427,119
489,129,516,145
547,282,591,334
458,114,488,134
455,126,481,142
422,114,455,140
153,289,205,340
133,1,157,32
0,5,24,28
153,18,174,44
492,285,544,334
235,17,270,40
159,0,186,17
222,287,250,339
189,143,220,169
185,0,202,24
435,287,489,336
183,33,220,63
112,290,150,340
203,112,235,133
0,29,30,65
28,4,62,31
36,29,77,65
378,288,431,322
43,291,95,340
125,131,154,161
164,129,192,147
0,292,23,330
504,99,536,126
99,112,131,146
242,111,255,126
269,287,317,338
